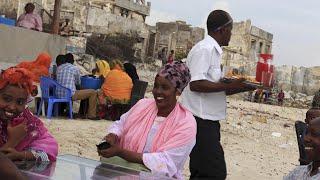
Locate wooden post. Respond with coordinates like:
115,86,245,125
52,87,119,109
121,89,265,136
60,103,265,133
52,0,62,34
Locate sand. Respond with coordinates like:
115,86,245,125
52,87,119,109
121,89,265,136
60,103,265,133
42,98,306,180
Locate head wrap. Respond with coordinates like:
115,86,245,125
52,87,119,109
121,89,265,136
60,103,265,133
157,61,191,93
0,67,37,96
16,52,52,83
95,60,110,78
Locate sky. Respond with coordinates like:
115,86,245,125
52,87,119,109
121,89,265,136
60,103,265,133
145,0,320,67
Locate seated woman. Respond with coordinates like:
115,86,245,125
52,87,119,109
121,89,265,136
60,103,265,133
16,3,43,31
0,67,58,161
98,61,196,179
285,117,320,179
99,60,133,104
94,60,110,79
16,52,52,83
123,61,139,84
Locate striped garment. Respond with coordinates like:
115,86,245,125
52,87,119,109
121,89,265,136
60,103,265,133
56,63,81,98
30,149,50,161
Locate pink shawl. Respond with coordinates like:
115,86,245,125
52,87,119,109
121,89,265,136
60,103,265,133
0,109,58,161
120,98,196,153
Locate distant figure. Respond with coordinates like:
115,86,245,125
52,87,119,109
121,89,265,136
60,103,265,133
51,54,66,80
65,53,75,64
99,60,133,105
167,50,174,64
16,3,43,31
60,18,73,36
93,60,110,79
254,89,263,103
123,62,139,84
263,89,270,103
56,54,99,120
278,89,285,106
158,48,167,65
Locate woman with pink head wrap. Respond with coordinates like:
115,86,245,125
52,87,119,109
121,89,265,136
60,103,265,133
99,61,196,179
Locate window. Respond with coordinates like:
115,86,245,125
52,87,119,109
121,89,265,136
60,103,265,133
251,39,256,50
258,42,263,53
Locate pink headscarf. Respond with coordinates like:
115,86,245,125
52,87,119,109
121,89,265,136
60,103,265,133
120,98,196,153
0,109,58,161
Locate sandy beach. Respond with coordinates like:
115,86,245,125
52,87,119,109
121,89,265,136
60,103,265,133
39,98,306,180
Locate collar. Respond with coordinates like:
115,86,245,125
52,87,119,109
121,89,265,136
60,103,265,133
206,35,223,55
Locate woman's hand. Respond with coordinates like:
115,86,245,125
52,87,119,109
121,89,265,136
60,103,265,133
3,122,27,149
0,148,24,161
6,122,27,148
98,145,121,158
104,133,119,145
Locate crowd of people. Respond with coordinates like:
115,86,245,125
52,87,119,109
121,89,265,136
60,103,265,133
1,8,320,180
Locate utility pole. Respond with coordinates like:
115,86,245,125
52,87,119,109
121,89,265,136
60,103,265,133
52,0,62,34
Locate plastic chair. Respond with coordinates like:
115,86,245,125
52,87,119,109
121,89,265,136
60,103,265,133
295,121,308,165
104,80,148,121
37,76,73,119
129,80,148,107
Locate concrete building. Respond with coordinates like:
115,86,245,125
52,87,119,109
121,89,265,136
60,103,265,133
154,21,205,60
222,20,273,75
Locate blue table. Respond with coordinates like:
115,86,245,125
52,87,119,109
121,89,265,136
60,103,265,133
0,16,15,26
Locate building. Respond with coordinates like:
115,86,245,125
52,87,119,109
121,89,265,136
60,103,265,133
154,21,205,60
222,20,273,75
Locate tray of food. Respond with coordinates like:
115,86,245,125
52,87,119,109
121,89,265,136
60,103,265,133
221,73,263,88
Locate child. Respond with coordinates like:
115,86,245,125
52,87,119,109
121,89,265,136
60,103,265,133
0,67,58,161
285,117,320,179
306,108,320,124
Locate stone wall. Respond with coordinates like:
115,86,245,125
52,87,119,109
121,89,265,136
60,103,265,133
275,65,320,95
86,7,149,37
0,24,66,64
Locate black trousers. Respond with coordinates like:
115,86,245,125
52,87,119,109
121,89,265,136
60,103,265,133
190,116,227,180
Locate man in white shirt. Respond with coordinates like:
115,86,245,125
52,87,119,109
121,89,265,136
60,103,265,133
181,10,255,179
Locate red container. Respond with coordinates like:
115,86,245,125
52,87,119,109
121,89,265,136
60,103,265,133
256,54,274,85
261,71,275,87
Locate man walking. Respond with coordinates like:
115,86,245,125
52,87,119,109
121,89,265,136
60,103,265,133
181,10,255,179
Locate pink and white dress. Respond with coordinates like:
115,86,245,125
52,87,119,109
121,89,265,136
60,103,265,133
108,98,197,179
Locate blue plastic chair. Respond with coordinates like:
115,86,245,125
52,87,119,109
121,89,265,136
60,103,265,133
37,77,73,119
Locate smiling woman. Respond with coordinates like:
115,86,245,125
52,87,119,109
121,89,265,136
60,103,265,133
0,67,58,162
99,61,196,179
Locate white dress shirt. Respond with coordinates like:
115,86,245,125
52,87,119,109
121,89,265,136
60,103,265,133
181,35,227,121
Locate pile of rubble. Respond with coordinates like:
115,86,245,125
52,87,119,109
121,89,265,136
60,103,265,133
283,91,314,108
